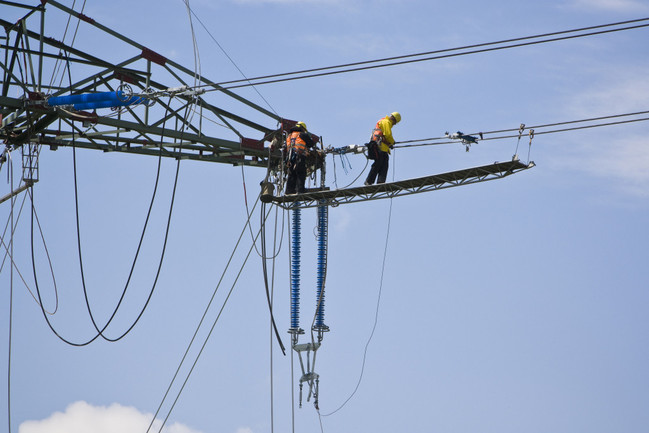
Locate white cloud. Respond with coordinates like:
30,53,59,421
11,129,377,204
331,207,352,234
305,33,387,58
19,401,203,433
554,69,649,197
567,72,649,119
574,135,649,197
567,0,649,12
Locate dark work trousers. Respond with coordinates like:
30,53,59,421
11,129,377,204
366,150,389,185
285,153,307,194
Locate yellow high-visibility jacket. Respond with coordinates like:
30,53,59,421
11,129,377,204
371,116,395,154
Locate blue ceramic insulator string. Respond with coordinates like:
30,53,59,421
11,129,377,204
315,202,327,328
290,204,301,330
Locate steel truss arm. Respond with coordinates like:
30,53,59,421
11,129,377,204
263,158,536,209
0,2,283,168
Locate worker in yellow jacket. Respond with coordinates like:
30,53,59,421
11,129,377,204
365,112,401,185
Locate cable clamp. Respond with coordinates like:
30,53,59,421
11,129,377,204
138,85,206,99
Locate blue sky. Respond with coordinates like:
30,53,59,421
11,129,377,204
1,1,649,433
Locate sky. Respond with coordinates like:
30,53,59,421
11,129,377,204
1,1,649,433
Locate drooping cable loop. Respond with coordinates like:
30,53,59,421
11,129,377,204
260,200,287,355
68,93,186,343
321,176,395,418
29,49,191,344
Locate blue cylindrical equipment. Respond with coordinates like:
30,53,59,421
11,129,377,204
315,202,327,328
72,96,145,111
47,90,146,110
290,204,301,330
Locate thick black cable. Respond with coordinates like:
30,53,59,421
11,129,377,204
260,201,287,355
269,196,281,433
241,167,267,259
6,154,15,433
29,186,98,342
201,18,649,91
28,188,59,314
28,114,103,346
30,51,183,345
66,46,178,342
100,112,186,341
28,114,180,345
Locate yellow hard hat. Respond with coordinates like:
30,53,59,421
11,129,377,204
390,112,401,123
296,121,307,131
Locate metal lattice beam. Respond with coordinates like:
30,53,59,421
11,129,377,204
0,1,283,167
263,158,536,209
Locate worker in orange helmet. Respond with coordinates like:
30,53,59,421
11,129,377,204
365,112,401,185
285,121,316,194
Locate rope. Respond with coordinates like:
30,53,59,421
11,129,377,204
321,196,394,417
184,2,278,116
321,155,396,417
47,0,87,93
331,152,370,190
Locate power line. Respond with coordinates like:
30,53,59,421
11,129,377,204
393,111,649,149
148,198,274,433
196,17,649,91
